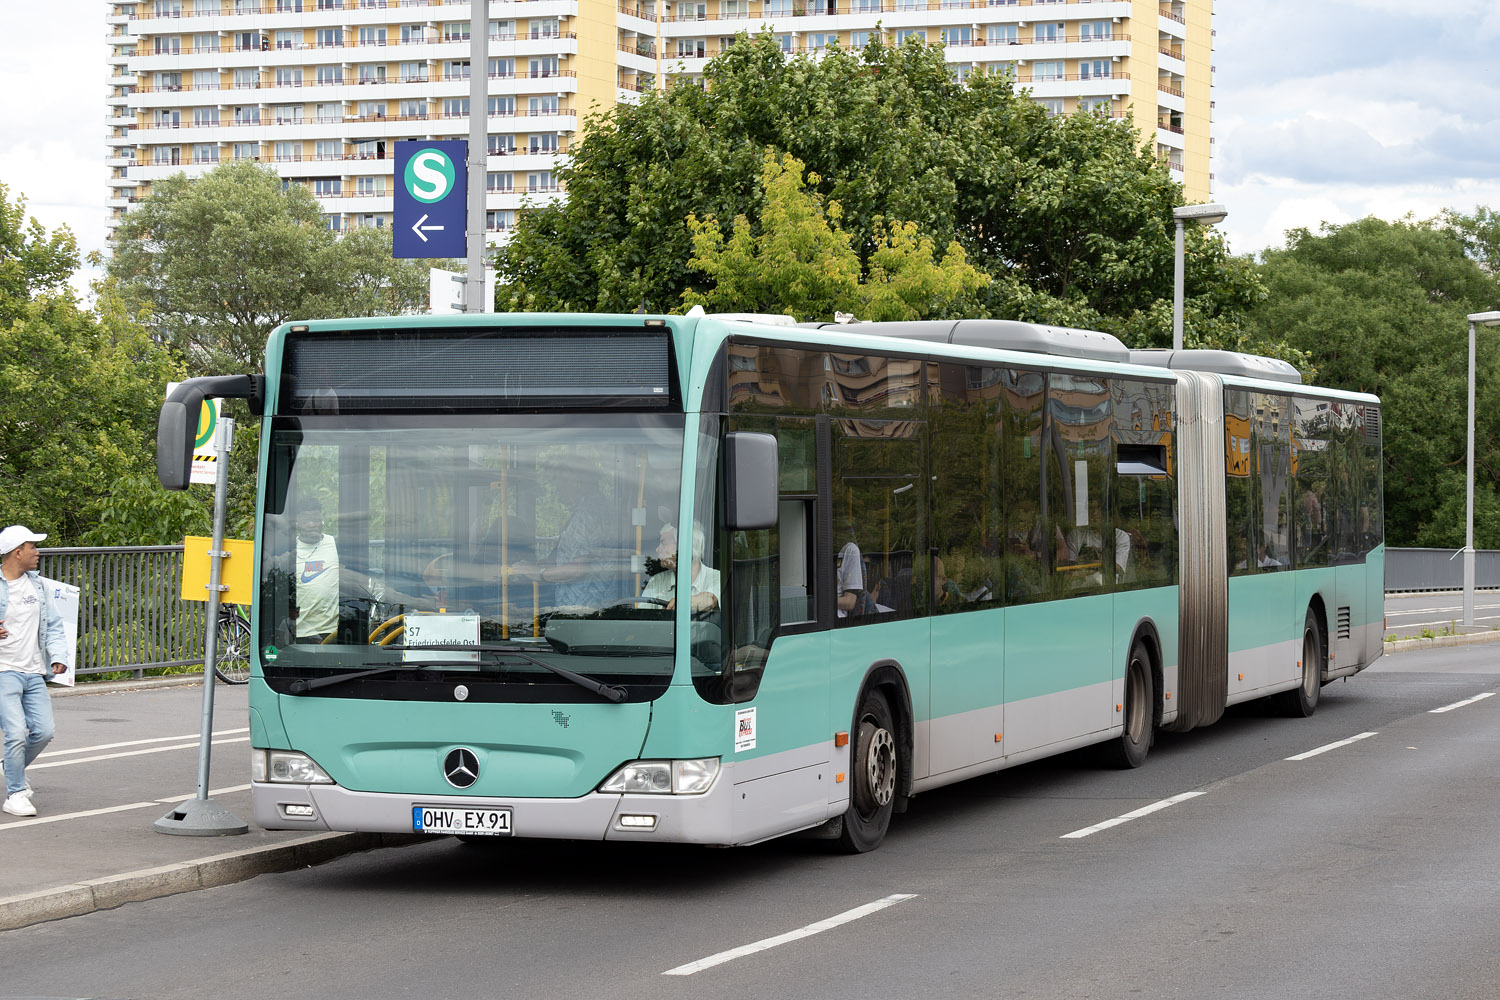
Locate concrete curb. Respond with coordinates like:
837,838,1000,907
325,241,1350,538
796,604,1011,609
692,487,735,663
1383,630,1500,654
53,674,207,698
0,831,422,932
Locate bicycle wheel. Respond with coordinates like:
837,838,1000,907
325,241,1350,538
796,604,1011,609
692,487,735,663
213,615,253,684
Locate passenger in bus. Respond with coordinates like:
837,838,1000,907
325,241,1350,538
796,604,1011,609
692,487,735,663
293,497,345,643
642,522,720,612
836,529,875,617
508,467,620,610
933,556,965,607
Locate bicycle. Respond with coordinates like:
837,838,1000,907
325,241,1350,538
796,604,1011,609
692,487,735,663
213,602,253,684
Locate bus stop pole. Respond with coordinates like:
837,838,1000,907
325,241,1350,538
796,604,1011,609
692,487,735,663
155,417,248,836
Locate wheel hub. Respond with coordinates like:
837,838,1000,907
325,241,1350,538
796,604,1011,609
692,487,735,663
859,724,896,811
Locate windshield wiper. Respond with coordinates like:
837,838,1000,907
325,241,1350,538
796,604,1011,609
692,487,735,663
285,645,629,703
458,644,629,704
287,660,442,694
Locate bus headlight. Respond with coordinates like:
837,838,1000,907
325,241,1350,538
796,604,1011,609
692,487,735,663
599,758,720,795
252,749,335,784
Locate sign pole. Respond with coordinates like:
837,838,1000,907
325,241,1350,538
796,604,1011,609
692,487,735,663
467,0,487,312
156,416,248,836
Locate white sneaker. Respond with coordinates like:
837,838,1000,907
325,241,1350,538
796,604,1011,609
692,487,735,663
2,794,37,817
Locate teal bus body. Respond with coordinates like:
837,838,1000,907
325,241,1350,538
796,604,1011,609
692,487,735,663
244,314,1382,850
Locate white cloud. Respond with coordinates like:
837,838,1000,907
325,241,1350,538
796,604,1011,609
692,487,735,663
1211,0,1497,254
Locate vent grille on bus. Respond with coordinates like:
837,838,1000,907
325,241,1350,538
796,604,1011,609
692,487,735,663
1337,606,1351,641
281,327,675,413
1364,406,1382,445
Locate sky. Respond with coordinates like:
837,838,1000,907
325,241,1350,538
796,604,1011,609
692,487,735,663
3,1,1498,297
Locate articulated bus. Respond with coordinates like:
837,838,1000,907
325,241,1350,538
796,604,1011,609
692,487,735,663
157,314,1383,853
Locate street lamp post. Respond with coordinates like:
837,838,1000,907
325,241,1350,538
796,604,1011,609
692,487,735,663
1463,310,1500,626
1172,203,1228,352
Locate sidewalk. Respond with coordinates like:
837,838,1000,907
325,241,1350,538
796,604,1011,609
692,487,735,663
0,678,414,932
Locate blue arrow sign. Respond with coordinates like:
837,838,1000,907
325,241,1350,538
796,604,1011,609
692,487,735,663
393,139,467,259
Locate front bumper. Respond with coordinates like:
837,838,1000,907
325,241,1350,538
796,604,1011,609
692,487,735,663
253,751,836,846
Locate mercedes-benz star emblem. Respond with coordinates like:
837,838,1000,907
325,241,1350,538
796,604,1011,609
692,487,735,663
443,748,480,789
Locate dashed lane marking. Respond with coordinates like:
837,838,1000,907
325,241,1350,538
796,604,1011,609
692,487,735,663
1059,791,1206,840
662,893,919,976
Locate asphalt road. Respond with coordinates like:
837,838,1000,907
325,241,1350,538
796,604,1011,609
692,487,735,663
3,640,1497,1000
1385,589,1500,635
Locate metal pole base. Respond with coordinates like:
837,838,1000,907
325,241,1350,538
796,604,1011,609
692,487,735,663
154,797,249,837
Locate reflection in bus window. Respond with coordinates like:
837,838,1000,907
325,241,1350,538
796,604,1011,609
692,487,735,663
1047,373,1111,596
1293,397,1332,567
1225,389,1255,575
1254,392,1292,570
1111,378,1176,590
1003,368,1046,603
834,417,923,622
928,363,1002,611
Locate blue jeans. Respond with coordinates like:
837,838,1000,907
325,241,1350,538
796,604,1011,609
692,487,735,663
0,671,54,796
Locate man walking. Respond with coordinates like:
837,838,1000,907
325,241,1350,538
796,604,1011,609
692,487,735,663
0,525,66,817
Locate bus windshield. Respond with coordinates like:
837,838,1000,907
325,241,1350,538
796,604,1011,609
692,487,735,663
257,412,685,702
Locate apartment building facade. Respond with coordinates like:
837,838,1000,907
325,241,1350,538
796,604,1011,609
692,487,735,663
106,0,1212,241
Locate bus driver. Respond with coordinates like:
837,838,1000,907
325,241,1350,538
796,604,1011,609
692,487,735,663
642,523,719,612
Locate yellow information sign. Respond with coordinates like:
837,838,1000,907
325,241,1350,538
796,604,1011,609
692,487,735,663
180,536,255,605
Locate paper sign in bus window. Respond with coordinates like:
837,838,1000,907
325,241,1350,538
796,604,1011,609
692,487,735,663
403,613,480,664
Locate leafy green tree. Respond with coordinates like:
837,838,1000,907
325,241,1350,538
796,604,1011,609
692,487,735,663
1247,216,1500,545
108,160,439,373
684,151,987,321
0,182,78,325
1444,206,1500,279
497,32,1259,347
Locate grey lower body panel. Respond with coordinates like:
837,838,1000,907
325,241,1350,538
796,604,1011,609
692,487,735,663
252,743,838,847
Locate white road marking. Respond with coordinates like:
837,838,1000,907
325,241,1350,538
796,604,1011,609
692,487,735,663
662,893,919,976
1059,790,1205,840
0,785,253,832
1285,732,1377,761
1430,692,1495,714
29,737,250,770
157,783,253,804
38,728,250,759
1388,617,1500,630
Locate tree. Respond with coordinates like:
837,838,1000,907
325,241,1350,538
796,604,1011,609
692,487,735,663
108,160,439,374
0,181,78,325
684,151,988,321
1247,216,1500,546
0,184,206,545
497,32,1259,348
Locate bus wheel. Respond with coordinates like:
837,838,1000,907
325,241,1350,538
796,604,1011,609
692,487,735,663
1277,609,1323,718
837,689,899,854
1104,640,1154,769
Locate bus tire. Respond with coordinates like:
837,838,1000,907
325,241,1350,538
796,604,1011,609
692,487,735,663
1277,608,1323,718
1103,639,1154,769
836,688,899,854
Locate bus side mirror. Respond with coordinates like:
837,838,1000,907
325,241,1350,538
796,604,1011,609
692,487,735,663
156,375,265,491
724,431,778,531
157,383,205,491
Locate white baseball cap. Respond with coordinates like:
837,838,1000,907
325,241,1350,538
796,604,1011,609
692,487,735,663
0,525,46,556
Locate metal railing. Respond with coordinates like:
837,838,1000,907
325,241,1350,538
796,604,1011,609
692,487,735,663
1385,547,1500,593
38,546,210,681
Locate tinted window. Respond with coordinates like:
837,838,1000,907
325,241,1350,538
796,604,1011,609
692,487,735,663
1225,389,1255,576
1293,397,1332,568
1253,392,1292,570
1111,378,1177,590
833,418,924,623
1002,369,1046,603
929,363,1003,612
1046,373,1112,597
